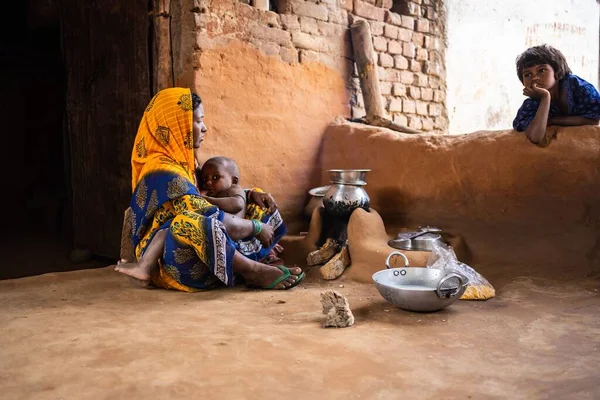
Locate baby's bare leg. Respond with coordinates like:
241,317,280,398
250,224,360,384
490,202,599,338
114,229,168,284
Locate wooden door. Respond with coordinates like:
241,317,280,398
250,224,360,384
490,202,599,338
60,1,151,257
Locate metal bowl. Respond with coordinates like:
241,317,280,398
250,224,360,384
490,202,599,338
372,252,468,312
328,169,371,185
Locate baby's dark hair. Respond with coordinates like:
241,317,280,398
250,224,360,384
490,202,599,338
515,44,572,83
202,156,240,178
191,92,202,110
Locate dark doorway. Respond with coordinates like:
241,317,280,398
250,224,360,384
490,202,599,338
1,0,151,279
0,0,78,279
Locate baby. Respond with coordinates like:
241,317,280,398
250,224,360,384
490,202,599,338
197,156,246,218
513,44,600,145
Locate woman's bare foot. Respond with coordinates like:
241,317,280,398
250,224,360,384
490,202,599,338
115,259,153,285
114,229,168,287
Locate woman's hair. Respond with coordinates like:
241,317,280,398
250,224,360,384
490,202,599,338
191,92,202,110
515,44,572,83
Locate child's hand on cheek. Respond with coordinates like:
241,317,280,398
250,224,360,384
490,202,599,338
523,83,550,99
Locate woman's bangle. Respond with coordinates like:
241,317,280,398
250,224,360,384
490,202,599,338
251,219,263,237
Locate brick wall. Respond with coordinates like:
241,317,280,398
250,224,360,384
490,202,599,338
193,0,448,132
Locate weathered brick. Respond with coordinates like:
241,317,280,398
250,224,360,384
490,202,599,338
388,98,403,112
394,55,408,69
373,36,388,51
401,15,415,29
423,35,434,49
407,2,421,16
384,68,400,82
398,28,412,42
354,0,385,21
328,10,348,25
280,15,300,31
392,83,406,96
380,81,392,95
403,42,415,58
416,100,428,115
425,6,437,20
280,47,299,63
429,103,442,117
412,32,424,46
410,59,421,72
408,116,422,130
415,73,428,87
250,26,292,47
292,1,329,21
434,116,447,130
429,49,442,63
421,117,434,131
385,11,402,26
379,53,394,67
400,70,414,84
292,31,328,51
416,19,429,33
340,0,353,11
300,16,319,35
317,20,345,37
257,41,280,56
421,88,434,101
384,24,399,39
429,76,441,89
424,60,440,76
433,89,445,103
408,86,421,99
388,40,402,54
369,21,385,36
416,48,429,61
403,99,416,113
299,49,343,70
393,114,408,126
376,0,393,9
377,66,387,80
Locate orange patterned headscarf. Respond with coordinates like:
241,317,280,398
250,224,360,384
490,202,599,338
131,87,196,191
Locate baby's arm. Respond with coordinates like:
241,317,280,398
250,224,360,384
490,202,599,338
202,186,246,214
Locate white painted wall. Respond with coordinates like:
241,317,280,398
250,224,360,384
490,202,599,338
445,0,600,134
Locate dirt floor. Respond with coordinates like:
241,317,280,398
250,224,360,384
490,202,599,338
1,259,599,399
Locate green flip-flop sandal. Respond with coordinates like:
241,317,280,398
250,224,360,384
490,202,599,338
263,265,305,290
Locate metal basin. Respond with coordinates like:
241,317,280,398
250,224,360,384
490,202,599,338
328,169,371,185
372,252,468,312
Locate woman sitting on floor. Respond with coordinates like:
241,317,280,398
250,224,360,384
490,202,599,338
115,87,304,291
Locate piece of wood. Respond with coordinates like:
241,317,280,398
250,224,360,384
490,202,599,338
350,19,421,134
350,19,385,119
319,244,351,280
365,115,422,134
307,238,338,266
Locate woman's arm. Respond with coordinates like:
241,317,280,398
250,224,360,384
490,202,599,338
548,116,600,126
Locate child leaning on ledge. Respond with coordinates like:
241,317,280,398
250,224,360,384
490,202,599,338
512,44,600,145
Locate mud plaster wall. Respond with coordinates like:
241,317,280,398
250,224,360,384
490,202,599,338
320,121,600,280
445,0,600,134
189,0,447,231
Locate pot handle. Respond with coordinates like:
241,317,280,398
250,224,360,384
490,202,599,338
385,251,410,269
435,273,464,299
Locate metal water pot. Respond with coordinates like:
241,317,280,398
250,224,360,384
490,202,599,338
323,169,371,217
